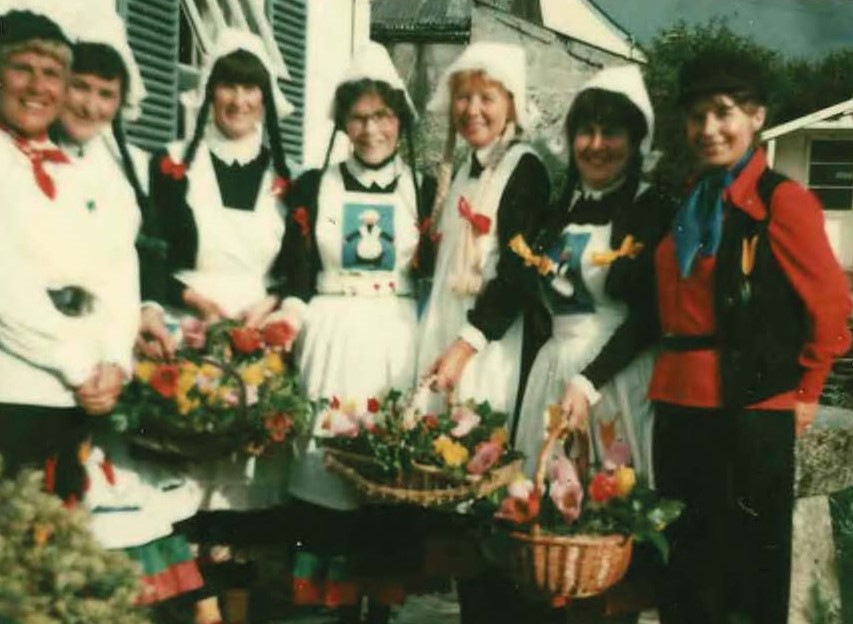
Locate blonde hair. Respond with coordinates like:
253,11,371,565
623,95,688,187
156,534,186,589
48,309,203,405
429,69,521,295
0,39,72,69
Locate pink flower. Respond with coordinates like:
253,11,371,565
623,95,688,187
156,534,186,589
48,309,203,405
180,317,207,350
549,455,583,523
602,440,632,470
466,440,503,475
450,406,481,438
325,410,359,438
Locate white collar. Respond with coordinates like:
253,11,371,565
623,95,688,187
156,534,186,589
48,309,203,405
345,154,403,189
579,176,626,201
206,124,263,166
473,139,501,168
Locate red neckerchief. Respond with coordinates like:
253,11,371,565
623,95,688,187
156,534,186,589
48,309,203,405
0,122,69,200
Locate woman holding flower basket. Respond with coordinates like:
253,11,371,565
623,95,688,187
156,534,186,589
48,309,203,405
514,64,674,486
146,27,300,622
278,42,436,624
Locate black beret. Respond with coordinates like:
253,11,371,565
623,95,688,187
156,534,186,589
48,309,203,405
678,48,768,107
0,10,70,48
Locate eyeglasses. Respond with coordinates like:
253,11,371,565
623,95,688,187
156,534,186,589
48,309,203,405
346,108,397,128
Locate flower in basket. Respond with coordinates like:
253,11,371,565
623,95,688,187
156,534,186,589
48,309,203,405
318,385,522,491
112,319,310,459
491,413,684,563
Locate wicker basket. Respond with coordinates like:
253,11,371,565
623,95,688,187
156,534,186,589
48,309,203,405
322,376,521,506
504,424,633,599
126,357,257,461
325,448,521,507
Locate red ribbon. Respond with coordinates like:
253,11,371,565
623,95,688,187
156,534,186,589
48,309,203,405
272,175,291,198
159,154,187,180
292,206,311,239
0,124,69,200
457,196,491,235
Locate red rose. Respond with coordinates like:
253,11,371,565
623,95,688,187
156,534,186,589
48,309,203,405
265,412,294,443
366,397,380,413
494,492,540,525
330,396,341,409
230,326,263,354
159,155,186,181
588,472,618,503
271,176,290,198
149,364,180,398
292,206,311,239
422,413,439,429
262,320,297,350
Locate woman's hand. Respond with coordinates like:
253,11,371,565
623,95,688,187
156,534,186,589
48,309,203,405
183,288,227,322
75,363,125,416
430,339,476,393
794,401,818,437
135,306,176,360
559,381,590,432
240,295,281,328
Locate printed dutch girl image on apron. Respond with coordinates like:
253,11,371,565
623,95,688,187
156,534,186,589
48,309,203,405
341,198,396,271
544,231,595,315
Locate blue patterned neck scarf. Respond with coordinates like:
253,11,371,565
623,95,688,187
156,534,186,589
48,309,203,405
673,150,753,278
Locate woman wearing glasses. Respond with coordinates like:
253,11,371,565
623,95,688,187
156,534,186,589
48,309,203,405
280,43,435,624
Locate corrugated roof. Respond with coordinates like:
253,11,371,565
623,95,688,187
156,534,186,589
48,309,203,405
592,0,853,60
371,0,472,41
540,0,645,61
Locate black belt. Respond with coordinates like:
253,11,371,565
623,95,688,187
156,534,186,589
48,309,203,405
661,333,717,351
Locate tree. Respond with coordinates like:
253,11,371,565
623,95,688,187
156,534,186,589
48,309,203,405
642,19,853,193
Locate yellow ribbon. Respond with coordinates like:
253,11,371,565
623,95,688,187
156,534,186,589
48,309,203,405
741,234,759,276
591,235,645,267
509,234,555,276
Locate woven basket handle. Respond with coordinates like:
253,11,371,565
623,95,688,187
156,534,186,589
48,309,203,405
199,355,249,423
532,418,591,496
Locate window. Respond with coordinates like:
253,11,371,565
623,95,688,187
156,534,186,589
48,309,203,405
809,139,853,210
120,0,181,151
270,0,306,161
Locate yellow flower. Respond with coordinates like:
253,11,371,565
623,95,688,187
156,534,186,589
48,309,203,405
433,435,469,468
240,363,266,386
264,351,285,375
177,370,197,395
342,399,358,416
199,363,222,380
614,466,636,498
179,361,199,375
490,427,509,445
176,393,200,415
135,360,157,383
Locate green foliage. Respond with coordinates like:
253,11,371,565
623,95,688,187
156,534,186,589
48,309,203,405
0,460,150,624
643,18,853,193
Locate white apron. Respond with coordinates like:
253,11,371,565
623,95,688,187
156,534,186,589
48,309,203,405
416,144,534,424
168,141,288,511
288,162,421,511
515,221,655,479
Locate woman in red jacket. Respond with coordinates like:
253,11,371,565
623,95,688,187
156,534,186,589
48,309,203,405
651,47,851,624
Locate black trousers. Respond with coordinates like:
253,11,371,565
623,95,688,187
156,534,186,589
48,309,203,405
0,402,90,500
653,403,795,624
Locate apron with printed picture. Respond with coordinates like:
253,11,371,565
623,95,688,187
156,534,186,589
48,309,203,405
289,161,421,511
515,221,656,479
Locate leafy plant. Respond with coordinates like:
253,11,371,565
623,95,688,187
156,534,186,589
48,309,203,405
0,458,150,624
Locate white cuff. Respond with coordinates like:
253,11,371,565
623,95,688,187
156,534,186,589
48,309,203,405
458,323,487,352
279,296,308,327
56,340,99,388
141,301,164,315
570,373,602,407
